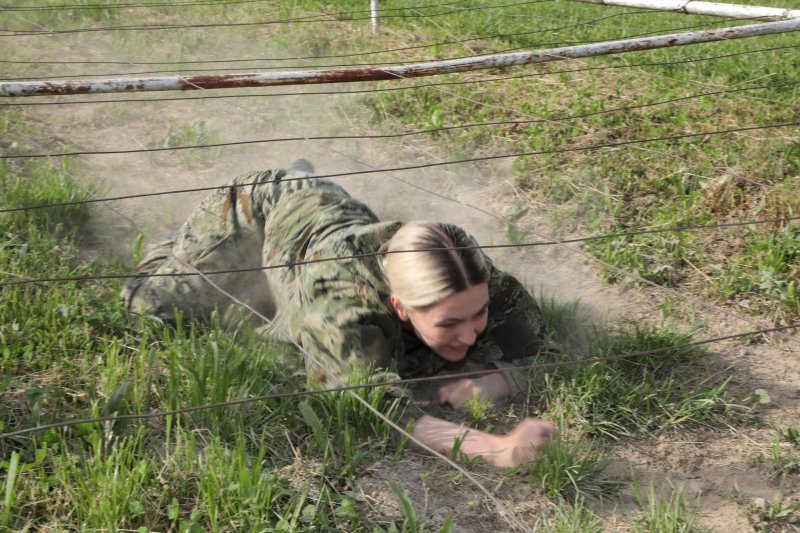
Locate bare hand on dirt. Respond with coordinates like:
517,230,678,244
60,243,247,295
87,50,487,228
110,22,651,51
437,372,512,408
412,415,556,468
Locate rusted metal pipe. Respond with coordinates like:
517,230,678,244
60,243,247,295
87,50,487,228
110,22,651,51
2,17,799,97
573,0,800,21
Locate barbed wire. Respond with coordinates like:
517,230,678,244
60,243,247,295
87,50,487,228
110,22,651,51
5,41,794,107
7,66,788,352
554,16,800,179
0,0,554,36
7,65,796,344
2,215,798,288
2,120,797,214
1,322,795,441
5,78,798,160
161,63,796,360
3,0,796,444
154,56,780,346
0,0,470,18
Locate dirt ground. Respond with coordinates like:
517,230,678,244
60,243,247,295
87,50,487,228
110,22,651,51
4,22,799,532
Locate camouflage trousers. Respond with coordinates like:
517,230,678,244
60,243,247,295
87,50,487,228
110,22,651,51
122,161,373,339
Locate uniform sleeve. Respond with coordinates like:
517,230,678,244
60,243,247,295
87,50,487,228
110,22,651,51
250,176,404,388
298,303,398,387
289,259,403,388
469,254,550,395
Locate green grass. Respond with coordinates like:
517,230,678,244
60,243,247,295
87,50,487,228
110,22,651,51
535,497,605,532
526,430,619,501
769,424,800,483
633,483,708,533
157,119,224,169
538,323,749,439
747,495,800,532
713,226,800,314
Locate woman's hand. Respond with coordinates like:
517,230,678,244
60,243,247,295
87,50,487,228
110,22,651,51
438,372,512,408
437,378,479,407
411,415,557,468
493,418,557,467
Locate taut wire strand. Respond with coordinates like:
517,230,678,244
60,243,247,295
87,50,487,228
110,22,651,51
11,10,746,78
2,215,798,287
0,0,553,37
0,9,660,66
2,322,796,441
3,76,797,159
1,121,797,213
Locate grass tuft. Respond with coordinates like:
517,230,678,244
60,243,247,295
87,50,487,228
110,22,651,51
526,430,619,501
633,483,708,533
540,324,745,439
536,497,605,533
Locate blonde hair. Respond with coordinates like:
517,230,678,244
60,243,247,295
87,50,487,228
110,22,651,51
383,221,489,308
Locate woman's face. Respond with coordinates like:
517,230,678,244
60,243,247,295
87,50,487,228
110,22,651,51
391,283,490,362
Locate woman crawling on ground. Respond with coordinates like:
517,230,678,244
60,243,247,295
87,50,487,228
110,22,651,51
122,159,556,467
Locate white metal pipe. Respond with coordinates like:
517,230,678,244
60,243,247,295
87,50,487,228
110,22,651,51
573,0,800,21
2,17,799,97
371,0,379,34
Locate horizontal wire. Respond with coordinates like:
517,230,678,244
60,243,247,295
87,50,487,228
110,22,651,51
2,216,798,288
0,0,274,10
0,26,796,512
1,121,797,214
0,9,678,76
0,0,468,18
5,79,798,160
8,36,522,517
0,13,648,66
0,15,758,79
1,322,796,440
9,66,796,338
0,0,553,36
0,8,717,67
0,0,464,13
4,40,794,107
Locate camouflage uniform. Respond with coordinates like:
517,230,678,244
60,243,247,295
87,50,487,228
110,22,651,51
122,162,548,394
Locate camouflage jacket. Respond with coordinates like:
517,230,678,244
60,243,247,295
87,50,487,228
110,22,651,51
122,167,548,394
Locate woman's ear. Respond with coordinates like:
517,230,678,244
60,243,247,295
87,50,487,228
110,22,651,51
389,294,409,321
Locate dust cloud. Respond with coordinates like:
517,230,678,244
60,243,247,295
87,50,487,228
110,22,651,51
6,17,626,329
